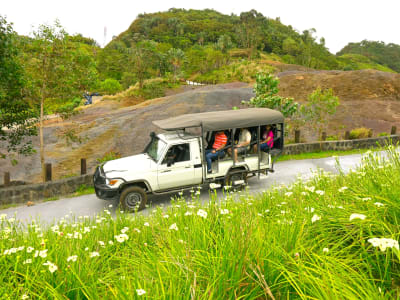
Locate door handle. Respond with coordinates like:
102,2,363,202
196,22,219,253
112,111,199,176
185,165,191,168
161,170,171,173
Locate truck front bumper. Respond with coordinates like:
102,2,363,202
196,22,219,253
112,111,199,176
93,166,119,200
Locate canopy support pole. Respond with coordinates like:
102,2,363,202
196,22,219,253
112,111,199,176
257,126,260,179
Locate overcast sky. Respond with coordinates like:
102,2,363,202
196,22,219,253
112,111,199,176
2,0,399,53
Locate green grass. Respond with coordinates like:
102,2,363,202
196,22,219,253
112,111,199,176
0,147,399,299
277,148,374,161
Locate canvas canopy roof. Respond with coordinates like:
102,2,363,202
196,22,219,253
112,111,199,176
153,108,284,132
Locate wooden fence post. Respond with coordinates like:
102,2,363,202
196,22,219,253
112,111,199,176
45,163,52,182
321,132,327,141
81,158,87,175
294,130,301,143
345,131,350,140
4,172,10,186
391,126,397,135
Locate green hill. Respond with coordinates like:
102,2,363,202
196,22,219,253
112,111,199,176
337,40,400,73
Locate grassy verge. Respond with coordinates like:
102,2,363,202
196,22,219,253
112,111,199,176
277,148,374,161
1,147,399,299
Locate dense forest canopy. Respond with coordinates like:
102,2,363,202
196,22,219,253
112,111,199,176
337,40,400,73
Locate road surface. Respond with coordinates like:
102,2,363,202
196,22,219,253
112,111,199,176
0,152,376,225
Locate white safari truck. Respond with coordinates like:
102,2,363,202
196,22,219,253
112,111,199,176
93,108,284,211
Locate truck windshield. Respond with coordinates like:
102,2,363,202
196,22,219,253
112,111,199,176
145,136,167,162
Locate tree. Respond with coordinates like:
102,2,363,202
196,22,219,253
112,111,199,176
245,73,298,118
23,21,97,181
236,10,266,59
0,15,37,161
302,88,339,140
127,41,157,88
167,48,186,82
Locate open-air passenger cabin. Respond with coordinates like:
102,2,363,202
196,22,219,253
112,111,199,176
153,108,284,180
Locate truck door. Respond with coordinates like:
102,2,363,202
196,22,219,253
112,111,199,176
157,143,198,190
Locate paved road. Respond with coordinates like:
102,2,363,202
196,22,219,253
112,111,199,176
0,152,374,225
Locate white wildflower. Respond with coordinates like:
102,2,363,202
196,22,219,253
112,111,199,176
220,209,229,215
362,197,371,201
98,241,105,247
285,192,293,197
338,186,348,193
21,294,29,300
349,213,366,221
83,227,90,233
23,259,32,264
108,204,113,208
108,240,114,245
169,223,178,231
184,211,193,216
136,289,146,296
315,190,325,196
374,202,384,207
311,214,321,223
197,209,207,219
195,191,200,196
74,232,82,239
43,261,58,273
305,186,315,193
305,207,315,213
209,183,221,189
67,255,78,262
368,238,399,252
163,214,169,219
134,228,141,233
115,233,129,243
39,249,48,258
89,252,100,258
323,248,329,253
121,227,129,234
301,192,308,196
144,222,150,227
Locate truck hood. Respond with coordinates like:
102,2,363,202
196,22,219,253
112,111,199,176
102,153,153,176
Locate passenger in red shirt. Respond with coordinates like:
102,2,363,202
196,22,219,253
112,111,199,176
206,131,227,173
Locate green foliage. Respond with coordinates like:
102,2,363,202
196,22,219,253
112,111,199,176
378,132,390,137
167,48,186,81
246,73,298,117
349,127,373,140
337,53,395,73
302,87,340,139
96,151,121,164
0,15,37,159
100,78,122,95
338,40,400,73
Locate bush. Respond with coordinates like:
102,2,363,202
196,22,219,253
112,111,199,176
378,132,390,137
100,78,122,95
326,135,339,141
349,127,372,139
96,151,121,164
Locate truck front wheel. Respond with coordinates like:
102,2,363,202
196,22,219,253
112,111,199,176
120,186,147,212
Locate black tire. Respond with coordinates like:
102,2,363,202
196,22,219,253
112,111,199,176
120,186,147,212
224,170,248,190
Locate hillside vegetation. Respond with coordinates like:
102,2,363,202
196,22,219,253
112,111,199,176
1,148,399,299
337,40,400,73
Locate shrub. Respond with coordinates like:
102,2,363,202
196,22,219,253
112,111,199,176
349,127,372,139
326,135,339,141
378,132,389,137
100,78,122,95
96,151,121,164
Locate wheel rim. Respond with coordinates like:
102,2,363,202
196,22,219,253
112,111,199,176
229,173,244,186
125,192,142,208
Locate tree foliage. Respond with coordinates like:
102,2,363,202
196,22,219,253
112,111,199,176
337,40,400,73
246,73,298,118
0,15,37,160
302,88,340,139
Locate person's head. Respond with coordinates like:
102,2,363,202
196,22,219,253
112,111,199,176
217,130,224,135
266,125,272,131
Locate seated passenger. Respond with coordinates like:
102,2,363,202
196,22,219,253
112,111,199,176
206,130,227,173
228,128,251,163
253,125,274,153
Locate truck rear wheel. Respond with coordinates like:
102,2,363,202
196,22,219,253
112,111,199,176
120,186,147,212
224,170,247,191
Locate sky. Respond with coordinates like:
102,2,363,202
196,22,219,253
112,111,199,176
2,0,400,54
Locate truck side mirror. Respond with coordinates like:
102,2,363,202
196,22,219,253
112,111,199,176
150,131,155,138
